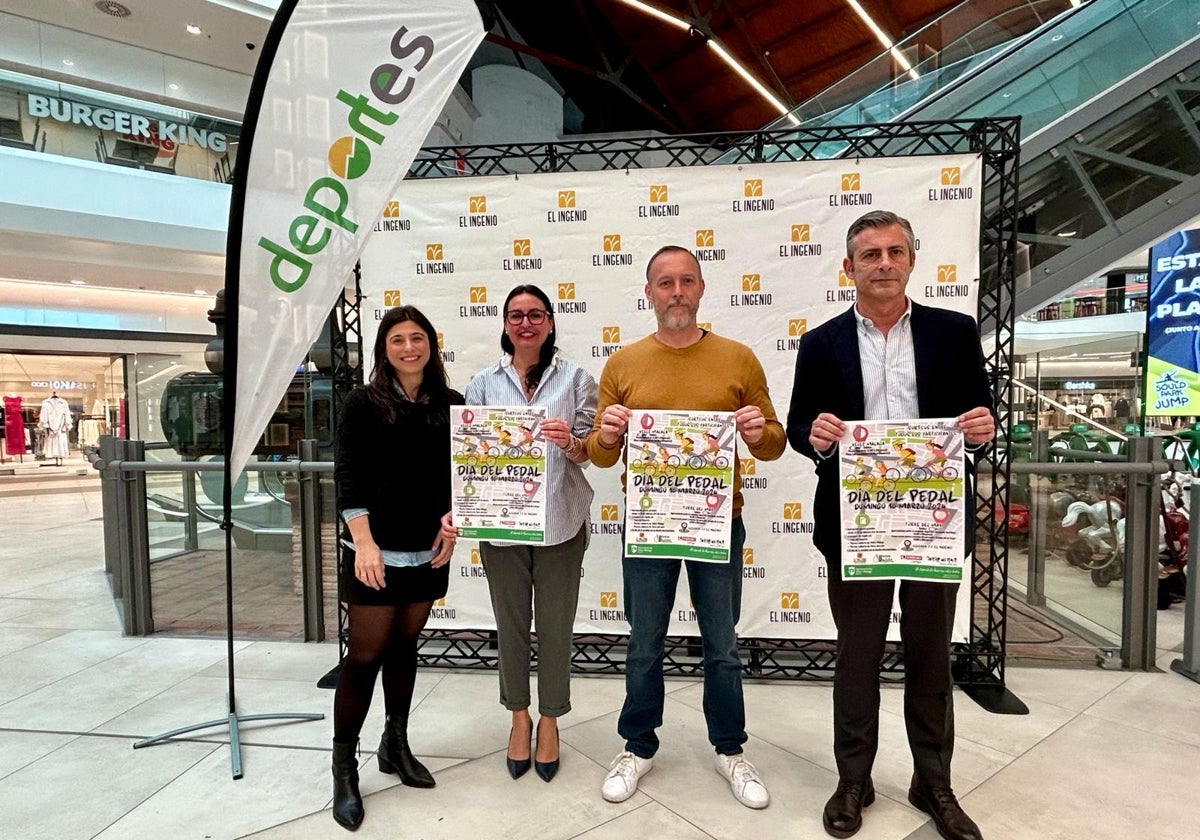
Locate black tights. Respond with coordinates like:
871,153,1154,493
332,601,433,744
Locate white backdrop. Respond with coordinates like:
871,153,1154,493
358,154,983,640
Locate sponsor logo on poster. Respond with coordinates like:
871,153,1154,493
556,282,588,314
740,457,767,490
780,223,823,258
459,286,498,318
592,325,623,358
459,194,498,227
504,238,543,271
772,501,814,534
770,591,812,623
548,189,588,223
924,263,970,299
732,178,774,213
929,167,973,201
694,229,726,262
826,269,857,303
830,171,873,206
743,546,765,579
374,199,411,231
731,273,771,307
593,234,633,267
590,591,627,622
776,319,808,352
416,243,454,275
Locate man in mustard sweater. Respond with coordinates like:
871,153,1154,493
585,245,786,809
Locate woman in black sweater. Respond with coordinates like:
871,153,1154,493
330,305,459,831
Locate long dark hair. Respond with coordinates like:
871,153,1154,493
500,284,557,392
366,304,450,422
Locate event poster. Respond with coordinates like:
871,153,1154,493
624,410,735,562
839,419,966,582
451,406,548,543
1146,227,1200,416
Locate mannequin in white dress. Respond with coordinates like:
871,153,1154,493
38,393,72,464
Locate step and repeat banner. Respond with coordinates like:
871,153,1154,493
358,154,982,640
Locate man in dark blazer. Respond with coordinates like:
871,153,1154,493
787,210,995,840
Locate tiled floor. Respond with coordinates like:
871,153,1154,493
2,473,1198,839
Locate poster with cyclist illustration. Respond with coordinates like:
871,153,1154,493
625,409,735,562
451,405,548,544
839,419,965,582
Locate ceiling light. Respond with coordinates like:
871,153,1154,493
70,279,86,285
186,24,202,35
168,83,179,91
62,59,74,66
846,0,920,83
193,289,207,296
1056,230,1077,237
611,0,799,125
1051,34,1064,42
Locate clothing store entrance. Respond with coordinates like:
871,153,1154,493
0,353,126,466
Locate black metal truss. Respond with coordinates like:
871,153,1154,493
402,120,1020,689
330,263,364,662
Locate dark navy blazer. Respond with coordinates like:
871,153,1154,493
785,301,994,560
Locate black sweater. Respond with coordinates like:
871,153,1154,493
334,386,461,552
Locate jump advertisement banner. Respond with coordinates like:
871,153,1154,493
228,0,485,479
359,154,983,640
1146,227,1200,416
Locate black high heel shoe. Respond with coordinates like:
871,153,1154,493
506,725,532,779
534,719,559,783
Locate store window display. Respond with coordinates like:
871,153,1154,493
37,392,72,465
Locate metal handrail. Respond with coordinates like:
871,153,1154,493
94,458,334,474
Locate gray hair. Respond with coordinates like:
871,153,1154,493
845,210,916,260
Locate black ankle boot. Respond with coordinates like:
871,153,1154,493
331,740,364,831
378,716,436,788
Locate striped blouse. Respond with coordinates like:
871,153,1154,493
464,354,598,546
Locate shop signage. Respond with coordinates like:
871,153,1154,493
30,380,80,389
26,94,229,153
1063,381,1096,390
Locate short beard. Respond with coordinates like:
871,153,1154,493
656,302,696,331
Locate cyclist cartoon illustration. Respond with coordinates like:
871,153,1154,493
673,428,696,458
910,438,957,481
493,424,514,448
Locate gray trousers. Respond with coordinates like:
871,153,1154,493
480,523,587,716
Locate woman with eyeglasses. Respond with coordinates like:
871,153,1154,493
330,305,459,830
464,284,597,783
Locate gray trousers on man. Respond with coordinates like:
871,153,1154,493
480,523,587,716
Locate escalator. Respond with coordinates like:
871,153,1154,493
771,0,1200,312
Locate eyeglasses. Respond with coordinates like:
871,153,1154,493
505,309,550,325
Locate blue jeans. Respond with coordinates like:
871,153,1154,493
618,517,746,758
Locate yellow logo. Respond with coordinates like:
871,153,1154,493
783,502,804,520
558,283,575,300
743,548,755,565
470,548,481,564
436,332,444,349
434,598,446,606
696,229,714,247
937,264,958,283
600,504,619,521
602,326,621,343
744,178,763,197
740,458,756,475
558,190,576,208
838,269,855,287
781,591,800,609
383,200,400,218
469,195,487,213
650,184,669,203
741,274,761,292
470,286,488,303
513,239,531,256
425,243,443,260
791,224,811,242
600,591,618,608
697,321,712,331
840,172,860,191
941,167,961,186
382,290,401,307
788,319,808,336
603,234,622,252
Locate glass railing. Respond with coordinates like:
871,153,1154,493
916,0,1200,138
766,0,1086,131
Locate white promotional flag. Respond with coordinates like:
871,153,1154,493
229,0,485,477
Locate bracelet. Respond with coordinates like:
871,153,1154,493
565,435,581,456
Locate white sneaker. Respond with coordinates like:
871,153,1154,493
715,752,770,809
601,750,653,802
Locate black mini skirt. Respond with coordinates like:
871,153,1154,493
339,546,451,606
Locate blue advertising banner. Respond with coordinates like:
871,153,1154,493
1146,227,1200,416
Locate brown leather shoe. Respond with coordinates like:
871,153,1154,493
822,778,875,838
908,780,983,840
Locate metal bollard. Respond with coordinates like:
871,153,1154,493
1170,484,1200,684
298,440,325,642
1122,437,1159,671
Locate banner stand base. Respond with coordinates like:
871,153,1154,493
317,662,341,689
957,682,1029,715
133,694,323,780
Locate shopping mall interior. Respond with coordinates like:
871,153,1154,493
1,1,1198,838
